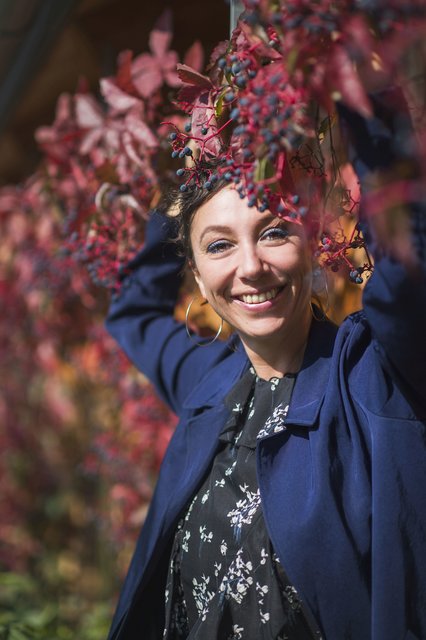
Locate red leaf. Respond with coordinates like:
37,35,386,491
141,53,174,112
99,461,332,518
55,93,73,125
79,128,103,155
121,131,145,168
131,54,163,98
177,84,208,110
238,22,282,60
345,15,374,59
176,64,212,88
208,40,229,84
208,40,228,67
192,92,222,156
116,49,136,94
149,8,173,58
150,29,172,59
75,94,104,129
327,46,372,118
184,41,204,72
125,114,158,148
100,78,141,112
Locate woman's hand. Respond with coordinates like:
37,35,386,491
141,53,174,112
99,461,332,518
338,87,423,268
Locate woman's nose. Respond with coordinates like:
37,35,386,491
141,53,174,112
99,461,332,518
237,244,265,280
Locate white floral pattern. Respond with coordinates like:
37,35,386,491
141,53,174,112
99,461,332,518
192,574,215,621
257,402,289,440
218,548,253,605
227,486,261,540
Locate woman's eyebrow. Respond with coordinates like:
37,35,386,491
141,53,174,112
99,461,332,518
198,215,280,243
199,225,233,243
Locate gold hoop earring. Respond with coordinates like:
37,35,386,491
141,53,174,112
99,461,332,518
185,297,223,347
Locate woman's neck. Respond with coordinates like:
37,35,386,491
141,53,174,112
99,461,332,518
241,312,312,380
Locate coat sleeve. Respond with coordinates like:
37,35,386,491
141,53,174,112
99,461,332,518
105,210,226,415
339,90,426,407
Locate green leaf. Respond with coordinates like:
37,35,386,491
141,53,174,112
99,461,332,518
286,48,299,74
215,88,228,118
254,157,276,183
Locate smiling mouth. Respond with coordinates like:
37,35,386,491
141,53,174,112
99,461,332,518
238,287,282,305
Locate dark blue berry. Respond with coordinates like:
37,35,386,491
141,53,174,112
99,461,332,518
180,184,188,192
349,270,358,281
169,132,177,141
233,125,246,136
176,168,185,177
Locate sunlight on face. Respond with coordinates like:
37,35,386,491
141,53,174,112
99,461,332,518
190,186,313,354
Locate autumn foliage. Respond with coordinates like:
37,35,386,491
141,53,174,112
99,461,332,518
1,3,426,637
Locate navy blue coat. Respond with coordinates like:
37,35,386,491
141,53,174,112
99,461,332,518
105,206,426,640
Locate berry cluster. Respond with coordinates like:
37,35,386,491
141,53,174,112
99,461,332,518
318,224,373,283
167,1,426,282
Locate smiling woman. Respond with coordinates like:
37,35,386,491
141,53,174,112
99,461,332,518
189,186,313,380
105,99,426,640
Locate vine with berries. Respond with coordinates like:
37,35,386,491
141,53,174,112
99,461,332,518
1,1,426,600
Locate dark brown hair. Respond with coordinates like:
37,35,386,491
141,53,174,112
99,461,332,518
163,175,229,261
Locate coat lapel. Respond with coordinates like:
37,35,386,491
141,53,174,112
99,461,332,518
285,317,337,428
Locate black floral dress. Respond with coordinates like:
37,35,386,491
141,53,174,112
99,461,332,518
163,368,323,640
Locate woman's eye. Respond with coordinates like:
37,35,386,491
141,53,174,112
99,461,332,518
261,226,289,241
206,240,232,254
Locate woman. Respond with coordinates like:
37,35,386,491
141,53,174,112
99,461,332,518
105,94,426,639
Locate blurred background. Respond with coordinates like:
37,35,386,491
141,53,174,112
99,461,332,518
0,1,364,638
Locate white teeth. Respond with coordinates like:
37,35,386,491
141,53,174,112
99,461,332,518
241,287,279,304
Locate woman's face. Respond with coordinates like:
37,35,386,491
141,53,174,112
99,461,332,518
190,186,313,353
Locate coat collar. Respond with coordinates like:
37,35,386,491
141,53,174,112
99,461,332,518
182,318,337,428
286,317,337,428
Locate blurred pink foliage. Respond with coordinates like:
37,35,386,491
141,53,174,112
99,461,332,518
0,9,189,574
1,2,425,586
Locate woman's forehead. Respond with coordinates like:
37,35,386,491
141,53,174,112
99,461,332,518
190,186,304,239
192,186,271,228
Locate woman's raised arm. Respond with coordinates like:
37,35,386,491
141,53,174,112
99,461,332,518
340,89,426,408
105,210,228,415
